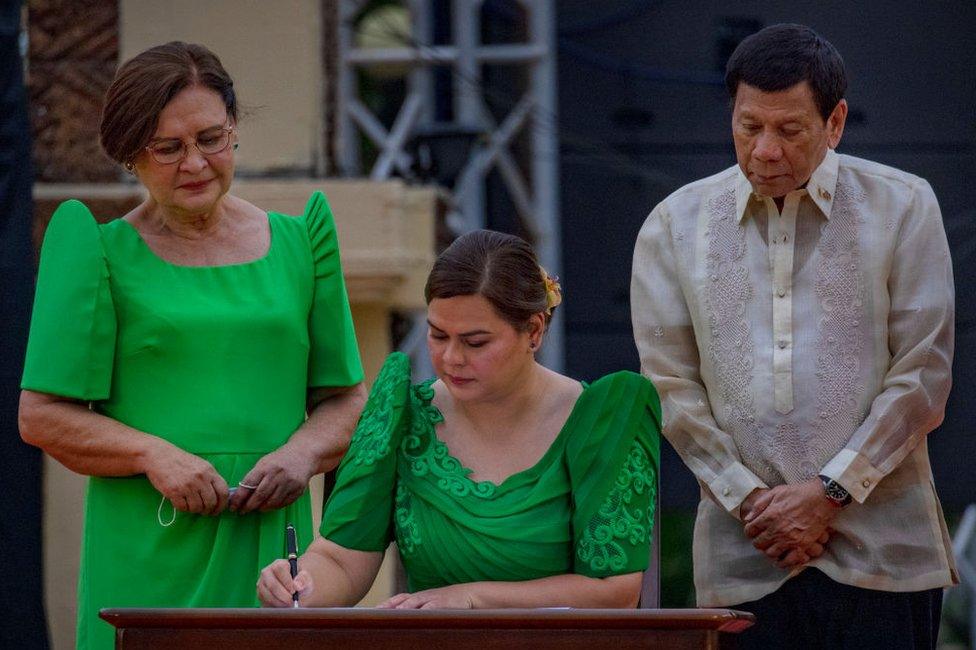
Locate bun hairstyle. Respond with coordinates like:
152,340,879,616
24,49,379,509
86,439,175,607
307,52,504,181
424,230,560,331
100,41,238,167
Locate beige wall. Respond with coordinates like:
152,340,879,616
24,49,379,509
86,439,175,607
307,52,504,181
120,0,323,174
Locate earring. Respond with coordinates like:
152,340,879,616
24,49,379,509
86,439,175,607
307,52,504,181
123,161,134,173
232,143,239,151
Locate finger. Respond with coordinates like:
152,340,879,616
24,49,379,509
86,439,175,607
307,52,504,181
200,481,219,516
752,531,776,551
231,464,267,513
396,595,425,609
420,600,440,609
776,549,810,569
804,542,825,559
259,481,291,513
818,530,830,544
744,491,776,522
172,494,191,513
277,484,307,510
177,493,200,513
763,541,789,559
228,484,253,512
744,517,770,538
380,593,414,608
256,576,277,607
270,558,296,586
184,489,205,514
256,578,284,607
378,593,411,608
244,476,280,514
238,475,273,514
256,580,271,606
293,570,315,599
213,478,230,514
260,561,297,605
258,578,292,608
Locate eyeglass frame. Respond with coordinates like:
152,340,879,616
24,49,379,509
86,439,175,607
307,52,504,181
141,123,237,165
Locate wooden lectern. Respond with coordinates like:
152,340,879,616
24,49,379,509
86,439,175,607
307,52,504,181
101,607,754,649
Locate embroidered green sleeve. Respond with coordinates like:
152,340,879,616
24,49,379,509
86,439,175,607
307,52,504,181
394,479,422,556
347,352,410,467
576,440,657,573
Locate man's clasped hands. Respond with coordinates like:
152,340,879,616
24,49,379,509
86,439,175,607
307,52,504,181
739,478,840,570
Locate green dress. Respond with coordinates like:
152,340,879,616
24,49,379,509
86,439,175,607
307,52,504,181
21,192,363,650
322,352,661,592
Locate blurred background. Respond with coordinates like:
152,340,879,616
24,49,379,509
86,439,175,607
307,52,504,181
2,1,973,648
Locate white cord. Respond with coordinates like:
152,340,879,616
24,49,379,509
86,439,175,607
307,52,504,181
157,495,177,527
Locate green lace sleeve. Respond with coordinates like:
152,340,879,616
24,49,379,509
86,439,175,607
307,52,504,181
320,352,411,551
567,371,661,577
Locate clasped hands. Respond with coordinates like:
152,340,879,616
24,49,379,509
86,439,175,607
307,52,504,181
739,477,839,570
145,439,314,516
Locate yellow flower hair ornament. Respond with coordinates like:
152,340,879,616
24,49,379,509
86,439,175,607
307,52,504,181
540,267,562,315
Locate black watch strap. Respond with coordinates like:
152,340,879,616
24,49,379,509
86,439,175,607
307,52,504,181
819,475,852,507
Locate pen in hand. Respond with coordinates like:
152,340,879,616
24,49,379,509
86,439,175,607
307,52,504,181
285,523,300,608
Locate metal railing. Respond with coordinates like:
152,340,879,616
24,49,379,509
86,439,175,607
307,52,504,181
336,0,563,374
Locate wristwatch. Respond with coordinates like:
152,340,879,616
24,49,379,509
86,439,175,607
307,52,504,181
818,475,852,508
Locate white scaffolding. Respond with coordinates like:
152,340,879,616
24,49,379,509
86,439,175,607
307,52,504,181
336,0,563,373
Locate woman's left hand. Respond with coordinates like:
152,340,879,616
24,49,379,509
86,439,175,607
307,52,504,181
229,445,314,514
376,584,477,609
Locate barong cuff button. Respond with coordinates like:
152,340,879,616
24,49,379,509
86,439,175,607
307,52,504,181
722,487,731,496
777,340,788,349
862,479,871,488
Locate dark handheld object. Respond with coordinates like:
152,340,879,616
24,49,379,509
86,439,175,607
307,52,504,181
285,523,299,607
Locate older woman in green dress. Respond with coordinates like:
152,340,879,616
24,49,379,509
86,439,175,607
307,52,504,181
18,42,366,649
258,230,661,608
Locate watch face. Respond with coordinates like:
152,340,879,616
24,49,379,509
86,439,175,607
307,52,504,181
825,483,847,500
820,476,851,505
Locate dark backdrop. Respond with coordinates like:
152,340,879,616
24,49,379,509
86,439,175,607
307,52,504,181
555,0,976,510
0,1,48,647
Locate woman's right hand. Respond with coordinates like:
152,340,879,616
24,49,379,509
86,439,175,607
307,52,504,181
143,439,229,515
257,559,314,607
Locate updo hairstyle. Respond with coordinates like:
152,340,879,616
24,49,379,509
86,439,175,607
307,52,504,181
100,41,238,167
424,230,556,331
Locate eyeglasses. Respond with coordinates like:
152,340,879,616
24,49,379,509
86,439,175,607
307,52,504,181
144,125,235,165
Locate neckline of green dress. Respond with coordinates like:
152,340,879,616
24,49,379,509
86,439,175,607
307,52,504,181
110,211,277,269
413,378,590,496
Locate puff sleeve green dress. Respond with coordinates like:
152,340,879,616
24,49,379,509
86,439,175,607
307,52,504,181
21,192,363,650
321,352,661,592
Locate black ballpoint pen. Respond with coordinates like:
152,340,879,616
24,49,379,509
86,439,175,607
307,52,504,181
285,523,300,608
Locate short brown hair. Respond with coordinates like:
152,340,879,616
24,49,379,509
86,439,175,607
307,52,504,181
100,41,237,166
424,230,555,330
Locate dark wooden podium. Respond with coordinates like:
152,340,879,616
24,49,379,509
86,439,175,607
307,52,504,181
100,607,754,649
